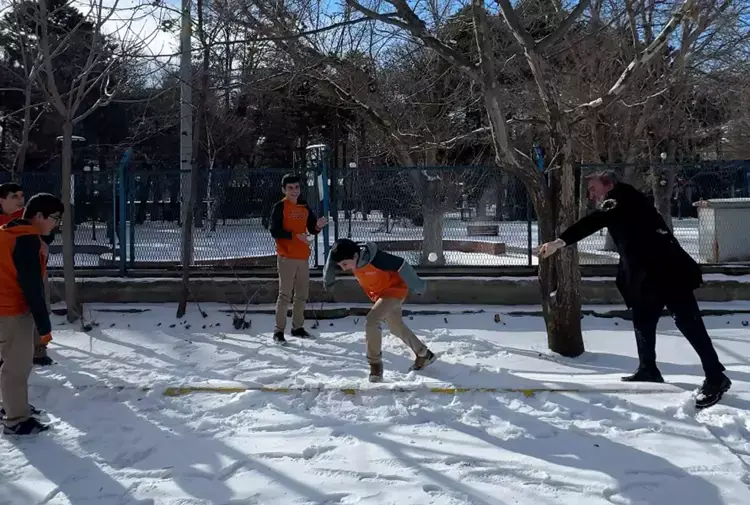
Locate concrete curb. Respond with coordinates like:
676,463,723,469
49,276,750,306
53,305,750,320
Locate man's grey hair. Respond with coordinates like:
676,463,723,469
586,170,618,186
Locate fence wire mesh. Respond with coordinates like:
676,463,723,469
3,160,749,270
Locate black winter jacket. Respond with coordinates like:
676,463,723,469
559,182,702,307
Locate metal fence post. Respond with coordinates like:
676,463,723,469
319,151,331,260
117,148,131,276
129,172,135,268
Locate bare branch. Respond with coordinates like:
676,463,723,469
535,0,592,52
347,0,481,80
570,0,698,116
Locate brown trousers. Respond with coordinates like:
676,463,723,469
365,297,428,365
274,257,310,333
0,313,36,426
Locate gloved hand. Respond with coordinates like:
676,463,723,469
40,333,52,346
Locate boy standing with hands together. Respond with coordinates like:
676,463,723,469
269,174,328,345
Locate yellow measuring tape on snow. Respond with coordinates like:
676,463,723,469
160,385,611,398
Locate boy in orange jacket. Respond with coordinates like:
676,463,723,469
0,183,24,226
0,193,62,435
323,239,436,382
268,174,328,344
1,184,54,366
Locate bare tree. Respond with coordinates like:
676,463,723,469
574,0,747,235
346,0,702,356
32,0,156,321
219,0,478,265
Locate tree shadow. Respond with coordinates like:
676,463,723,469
21,359,339,505
257,382,727,505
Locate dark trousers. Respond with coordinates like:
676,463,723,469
631,290,725,379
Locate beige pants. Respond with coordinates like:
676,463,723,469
274,257,310,333
365,298,428,365
0,313,36,426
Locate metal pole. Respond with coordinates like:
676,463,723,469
117,149,131,275
320,148,331,259
129,173,135,267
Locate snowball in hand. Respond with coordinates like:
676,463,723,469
428,252,438,262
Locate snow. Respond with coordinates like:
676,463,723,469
2,303,750,504
46,215,703,267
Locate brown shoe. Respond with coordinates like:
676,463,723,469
410,350,436,371
369,363,383,383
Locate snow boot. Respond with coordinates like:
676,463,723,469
695,374,732,410
621,366,664,383
291,328,314,339
369,363,383,383
273,332,288,345
409,350,437,371
3,417,49,436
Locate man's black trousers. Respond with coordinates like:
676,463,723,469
631,290,725,379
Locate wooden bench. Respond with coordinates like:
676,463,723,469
466,224,499,237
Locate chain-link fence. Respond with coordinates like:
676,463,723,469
3,160,750,271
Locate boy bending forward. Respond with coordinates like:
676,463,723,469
324,239,436,382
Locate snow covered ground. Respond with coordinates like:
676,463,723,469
48,215,702,268
1,303,749,504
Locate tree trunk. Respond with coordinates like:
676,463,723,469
578,174,588,219
477,183,494,220
542,157,584,357
15,82,33,175
421,198,445,265
176,0,194,318
61,120,79,322
652,165,676,231
483,83,583,357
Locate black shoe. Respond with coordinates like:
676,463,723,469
695,374,732,410
0,404,41,417
291,328,314,339
273,332,287,345
33,355,55,367
409,350,437,371
3,417,49,436
621,366,664,383
369,363,383,383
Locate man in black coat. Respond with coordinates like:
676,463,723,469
537,171,731,409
